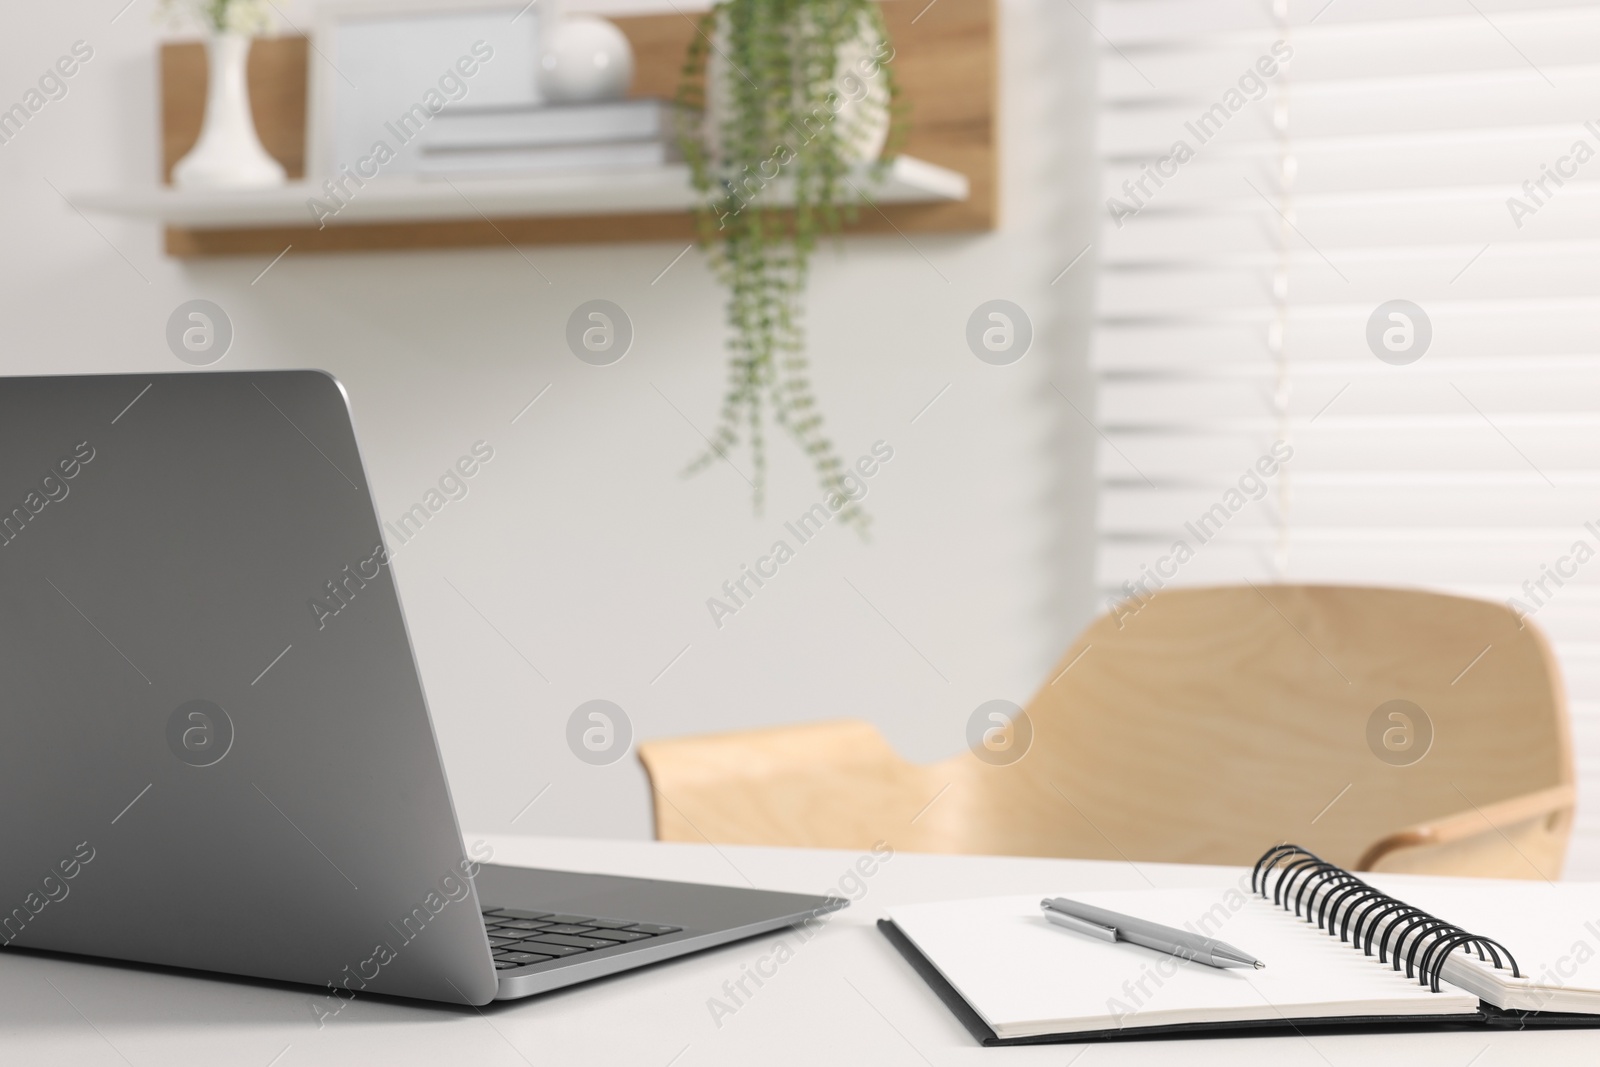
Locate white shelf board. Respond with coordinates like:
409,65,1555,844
70,156,968,230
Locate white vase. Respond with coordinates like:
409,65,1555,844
172,33,286,190
538,15,635,104
705,11,892,168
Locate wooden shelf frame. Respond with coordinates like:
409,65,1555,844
146,0,996,257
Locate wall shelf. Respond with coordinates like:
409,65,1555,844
71,156,968,229
77,0,994,257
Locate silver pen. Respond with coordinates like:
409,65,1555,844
1040,897,1264,970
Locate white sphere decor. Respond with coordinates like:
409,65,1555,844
538,15,635,103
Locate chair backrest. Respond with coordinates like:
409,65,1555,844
962,584,1572,869
639,585,1574,875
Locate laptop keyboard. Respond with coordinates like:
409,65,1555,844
482,907,682,971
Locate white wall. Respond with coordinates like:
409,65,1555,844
0,0,1099,840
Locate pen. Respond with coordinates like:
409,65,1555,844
1040,897,1264,970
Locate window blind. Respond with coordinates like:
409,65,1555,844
1092,0,1600,876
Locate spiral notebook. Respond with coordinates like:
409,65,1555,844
879,845,1600,1044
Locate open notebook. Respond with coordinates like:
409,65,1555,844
880,845,1600,1044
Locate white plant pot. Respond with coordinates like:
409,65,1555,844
172,33,286,190
704,11,892,168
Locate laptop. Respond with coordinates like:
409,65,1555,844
0,370,844,1005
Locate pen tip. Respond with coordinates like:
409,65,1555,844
1254,961,1265,970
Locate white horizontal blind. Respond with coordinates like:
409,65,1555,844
1093,0,1600,876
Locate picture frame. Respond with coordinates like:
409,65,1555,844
306,0,551,180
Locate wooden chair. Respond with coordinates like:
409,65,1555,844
638,585,1576,878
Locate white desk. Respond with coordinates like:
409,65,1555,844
4,834,1596,1065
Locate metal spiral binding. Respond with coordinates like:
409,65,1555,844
1251,844,1521,993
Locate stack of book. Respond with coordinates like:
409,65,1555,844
418,99,685,178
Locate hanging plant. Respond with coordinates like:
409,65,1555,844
678,0,905,534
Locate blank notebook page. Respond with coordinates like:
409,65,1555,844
887,890,1480,1039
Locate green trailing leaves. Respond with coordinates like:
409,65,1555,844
678,0,903,535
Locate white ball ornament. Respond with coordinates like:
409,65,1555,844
538,15,635,103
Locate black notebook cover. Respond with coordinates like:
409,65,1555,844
877,919,1600,1046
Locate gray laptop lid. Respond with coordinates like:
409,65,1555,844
0,371,497,1004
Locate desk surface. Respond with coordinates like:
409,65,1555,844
4,833,1596,1065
